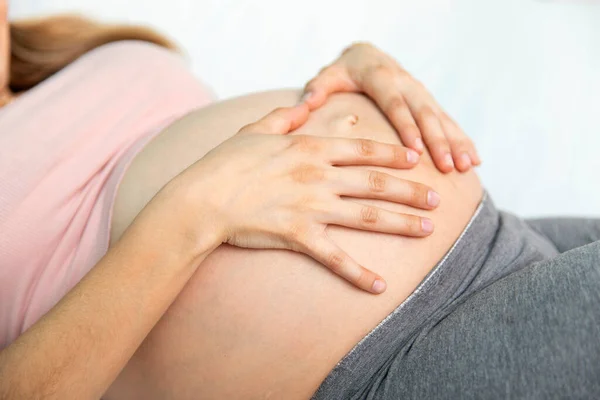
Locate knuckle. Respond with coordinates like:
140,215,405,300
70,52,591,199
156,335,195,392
397,71,414,87
364,63,391,82
327,252,346,273
287,223,308,243
356,138,375,157
393,145,407,163
368,171,387,192
238,122,255,134
360,206,379,225
354,268,372,289
401,215,421,234
270,112,288,126
280,107,298,118
418,106,437,121
385,96,408,115
404,185,418,205
409,183,428,205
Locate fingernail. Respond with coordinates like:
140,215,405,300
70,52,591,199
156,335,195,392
460,153,471,168
372,279,387,294
406,149,419,164
421,218,434,233
298,91,313,104
414,138,424,152
444,153,454,168
427,191,441,207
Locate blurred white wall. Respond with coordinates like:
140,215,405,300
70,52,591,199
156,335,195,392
9,0,600,216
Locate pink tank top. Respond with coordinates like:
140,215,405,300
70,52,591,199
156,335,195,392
0,41,214,348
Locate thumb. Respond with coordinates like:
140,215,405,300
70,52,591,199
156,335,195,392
301,65,357,111
238,104,309,135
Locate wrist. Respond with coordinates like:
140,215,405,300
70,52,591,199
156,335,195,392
127,177,225,267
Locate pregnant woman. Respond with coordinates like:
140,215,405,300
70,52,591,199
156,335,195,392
1,7,599,400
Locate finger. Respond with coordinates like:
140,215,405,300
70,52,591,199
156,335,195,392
384,97,424,154
358,65,425,153
326,200,434,237
471,150,482,166
302,234,387,294
318,137,420,169
332,168,440,210
301,64,358,111
414,107,454,173
439,114,481,170
439,115,471,172
443,113,481,166
238,104,309,135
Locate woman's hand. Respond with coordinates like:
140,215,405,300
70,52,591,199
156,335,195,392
173,104,440,294
301,42,481,173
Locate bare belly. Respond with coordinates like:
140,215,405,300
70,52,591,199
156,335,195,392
104,90,482,399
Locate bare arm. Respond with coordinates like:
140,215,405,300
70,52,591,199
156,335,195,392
0,105,438,399
0,183,220,400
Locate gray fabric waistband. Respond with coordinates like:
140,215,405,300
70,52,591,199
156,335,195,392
312,193,504,399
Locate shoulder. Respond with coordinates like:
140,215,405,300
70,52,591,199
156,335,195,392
49,40,213,101
1,39,214,124
77,40,192,74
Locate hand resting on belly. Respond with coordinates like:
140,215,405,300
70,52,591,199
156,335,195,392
105,90,483,400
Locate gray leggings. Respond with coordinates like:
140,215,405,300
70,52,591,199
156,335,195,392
313,195,600,399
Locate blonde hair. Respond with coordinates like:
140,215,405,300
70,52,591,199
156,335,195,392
9,14,177,92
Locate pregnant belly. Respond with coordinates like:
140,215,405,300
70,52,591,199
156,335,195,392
104,90,482,399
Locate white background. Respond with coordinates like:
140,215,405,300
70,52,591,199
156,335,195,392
9,0,600,216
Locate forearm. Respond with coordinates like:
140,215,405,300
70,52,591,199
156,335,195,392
0,184,221,400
